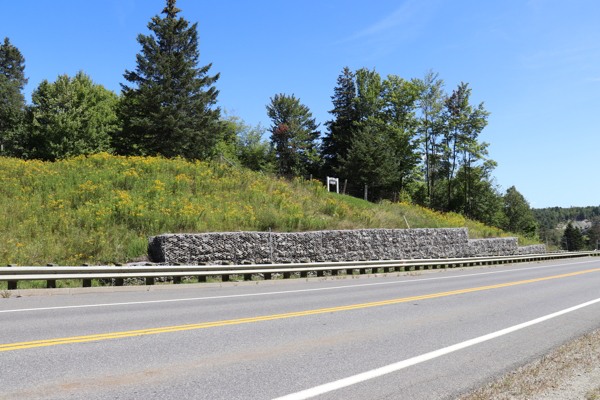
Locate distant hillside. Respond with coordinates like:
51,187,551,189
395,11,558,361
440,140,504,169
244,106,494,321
555,220,593,231
533,206,600,230
0,153,539,266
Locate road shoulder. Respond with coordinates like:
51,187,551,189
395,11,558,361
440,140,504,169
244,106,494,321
459,328,600,400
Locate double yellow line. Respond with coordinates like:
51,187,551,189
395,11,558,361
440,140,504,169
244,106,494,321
2,268,599,352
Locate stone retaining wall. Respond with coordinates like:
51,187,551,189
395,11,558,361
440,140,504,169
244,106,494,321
148,228,545,265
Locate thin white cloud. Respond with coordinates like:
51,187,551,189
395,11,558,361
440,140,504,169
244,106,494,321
337,0,440,50
521,44,597,70
114,0,136,27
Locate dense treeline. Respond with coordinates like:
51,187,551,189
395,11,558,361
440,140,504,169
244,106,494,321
1,0,540,239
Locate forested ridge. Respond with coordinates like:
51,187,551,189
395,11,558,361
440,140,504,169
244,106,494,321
533,206,600,251
0,0,550,243
533,206,600,230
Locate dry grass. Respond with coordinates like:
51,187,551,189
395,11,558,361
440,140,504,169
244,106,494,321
586,388,600,400
460,329,600,400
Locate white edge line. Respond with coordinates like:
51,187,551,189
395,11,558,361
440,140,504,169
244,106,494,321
1,259,598,314
272,296,600,400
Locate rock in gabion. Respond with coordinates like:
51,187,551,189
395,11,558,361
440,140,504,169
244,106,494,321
516,244,547,255
147,228,545,265
467,238,518,256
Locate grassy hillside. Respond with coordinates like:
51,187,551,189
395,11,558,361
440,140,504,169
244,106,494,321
0,153,539,266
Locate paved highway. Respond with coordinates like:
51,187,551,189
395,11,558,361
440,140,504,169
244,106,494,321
1,257,600,399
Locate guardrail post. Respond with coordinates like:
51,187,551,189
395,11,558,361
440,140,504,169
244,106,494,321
242,261,253,281
146,277,154,285
81,264,92,287
46,264,56,288
262,261,274,280
115,278,124,286
222,261,232,282
331,269,339,276
197,263,208,282
316,270,324,277
283,272,291,279
359,268,366,275
300,271,308,278
172,263,182,284
6,265,17,290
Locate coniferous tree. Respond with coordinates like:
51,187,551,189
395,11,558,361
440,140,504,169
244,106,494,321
337,124,395,199
0,38,28,157
562,222,584,251
266,94,320,177
117,0,221,159
322,67,357,175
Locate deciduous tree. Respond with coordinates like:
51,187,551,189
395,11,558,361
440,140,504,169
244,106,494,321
28,72,118,160
416,70,445,208
502,186,538,237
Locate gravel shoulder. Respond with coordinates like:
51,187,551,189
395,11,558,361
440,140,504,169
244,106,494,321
459,328,600,400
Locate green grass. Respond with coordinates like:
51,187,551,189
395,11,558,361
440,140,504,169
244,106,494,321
0,152,539,267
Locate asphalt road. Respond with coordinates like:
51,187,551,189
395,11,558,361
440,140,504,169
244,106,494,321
1,257,600,400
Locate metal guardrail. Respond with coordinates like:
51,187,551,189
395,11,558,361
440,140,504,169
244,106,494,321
1,251,598,290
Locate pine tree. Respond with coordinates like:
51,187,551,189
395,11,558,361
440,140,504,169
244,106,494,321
266,94,320,177
322,67,357,175
0,37,28,156
117,0,221,159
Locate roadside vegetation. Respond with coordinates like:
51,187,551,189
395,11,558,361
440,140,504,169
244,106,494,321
0,153,539,268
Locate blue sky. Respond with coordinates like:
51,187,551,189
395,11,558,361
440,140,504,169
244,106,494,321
2,0,599,209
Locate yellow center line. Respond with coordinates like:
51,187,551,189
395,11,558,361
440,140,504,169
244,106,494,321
2,268,599,352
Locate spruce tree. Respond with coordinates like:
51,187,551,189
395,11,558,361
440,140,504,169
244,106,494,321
117,0,221,159
322,67,357,175
562,222,584,251
0,37,28,156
